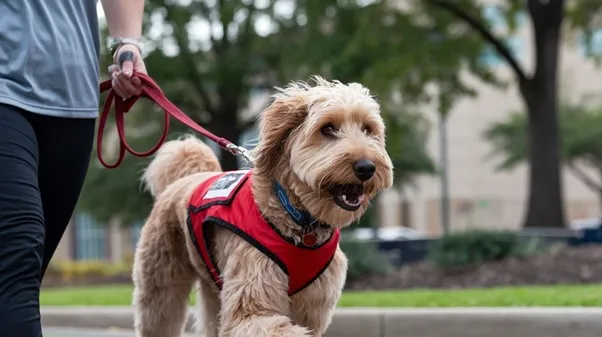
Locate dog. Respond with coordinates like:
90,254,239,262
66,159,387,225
132,76,394,337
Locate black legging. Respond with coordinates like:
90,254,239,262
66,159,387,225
0,103,95,336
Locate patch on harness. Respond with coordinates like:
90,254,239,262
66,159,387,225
203,170,249,201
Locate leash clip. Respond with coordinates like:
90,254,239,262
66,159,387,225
226,144,254,165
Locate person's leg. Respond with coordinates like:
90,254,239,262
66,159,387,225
28,113,95,276
0,104,44,337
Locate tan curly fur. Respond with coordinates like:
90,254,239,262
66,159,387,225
132,76,394,337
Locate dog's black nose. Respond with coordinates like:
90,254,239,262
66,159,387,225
353,159,376,181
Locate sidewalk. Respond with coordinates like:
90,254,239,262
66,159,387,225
42,307,602,337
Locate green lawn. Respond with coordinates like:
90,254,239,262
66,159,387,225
40,283,602,307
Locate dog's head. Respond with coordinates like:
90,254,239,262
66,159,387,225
252,76,393,228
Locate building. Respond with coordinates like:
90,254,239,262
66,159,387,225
380,1,602,236
51,1,602,262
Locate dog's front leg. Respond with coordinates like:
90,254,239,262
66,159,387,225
291,248,348,337
217,242,311,337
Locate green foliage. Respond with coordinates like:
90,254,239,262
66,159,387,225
86,0,502,223
340,239,393,281
385,110,436,187
428,229,544,270
484,104,602,193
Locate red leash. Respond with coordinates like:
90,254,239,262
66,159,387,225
97,73,251,168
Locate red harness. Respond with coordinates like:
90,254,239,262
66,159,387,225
187,170,340,296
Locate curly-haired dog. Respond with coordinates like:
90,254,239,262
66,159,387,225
133,76,394,337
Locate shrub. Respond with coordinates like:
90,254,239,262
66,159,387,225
428,229,545,270
43,260,132,286
340,239,393,281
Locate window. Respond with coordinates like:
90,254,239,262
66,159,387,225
74,212,109,261
578,30,602,57
130,221,144,251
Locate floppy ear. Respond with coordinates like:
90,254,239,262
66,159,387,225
253,96,308,176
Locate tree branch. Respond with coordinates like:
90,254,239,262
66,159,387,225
218,0,230,47
426,0,528,83
165,7,215,116
569,162,602,191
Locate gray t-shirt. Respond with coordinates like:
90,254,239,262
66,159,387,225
0,0,100,118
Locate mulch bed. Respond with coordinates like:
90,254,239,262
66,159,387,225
346,244,602,291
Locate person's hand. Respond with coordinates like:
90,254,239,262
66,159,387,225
108,43,147,99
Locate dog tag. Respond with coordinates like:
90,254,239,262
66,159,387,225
302,232,317,246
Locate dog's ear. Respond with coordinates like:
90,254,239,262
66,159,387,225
254,96,308,175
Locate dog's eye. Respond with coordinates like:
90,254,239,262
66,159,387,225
321,124,336,137
362,125,372,135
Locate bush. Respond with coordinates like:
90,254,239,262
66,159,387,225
43,260,132,286
428,229,545,270
340,239,393,281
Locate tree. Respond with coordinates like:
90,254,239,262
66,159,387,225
79,0,496,224
485,104,602,213
416,0,602,228
352,110,436,230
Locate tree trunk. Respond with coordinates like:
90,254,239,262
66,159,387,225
521,13,566,228
523,94,566,228
212,103,242,172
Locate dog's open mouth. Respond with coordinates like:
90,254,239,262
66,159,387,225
330,184,365,211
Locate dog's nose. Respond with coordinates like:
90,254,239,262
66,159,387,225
353,159,376,181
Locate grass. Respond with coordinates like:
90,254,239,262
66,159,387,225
40,283,602,307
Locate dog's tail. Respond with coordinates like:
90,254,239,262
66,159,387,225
141,135,222,198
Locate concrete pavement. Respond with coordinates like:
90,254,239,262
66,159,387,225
42,307,602,337
45,328,135,337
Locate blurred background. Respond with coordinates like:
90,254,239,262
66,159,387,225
41,0,602,307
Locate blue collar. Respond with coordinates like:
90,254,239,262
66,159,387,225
274,182,315,227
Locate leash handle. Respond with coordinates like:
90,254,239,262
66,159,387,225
97,73,246,169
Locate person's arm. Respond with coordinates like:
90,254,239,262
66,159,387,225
101,0,147,99
101,0,144,40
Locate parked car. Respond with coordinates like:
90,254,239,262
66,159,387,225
569,217,602,230
346,226,427,241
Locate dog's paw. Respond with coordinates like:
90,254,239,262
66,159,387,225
276,324,312,337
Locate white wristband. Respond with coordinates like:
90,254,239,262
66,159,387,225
108,37,143,57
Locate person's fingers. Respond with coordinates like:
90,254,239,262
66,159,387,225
120,61,134,77
118,51,135,77
116,72,142,96
111,73,131,99
108,64,120,75
130,76,142,87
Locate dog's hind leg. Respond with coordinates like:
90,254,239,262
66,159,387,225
132,215,196,337
193,280,220,337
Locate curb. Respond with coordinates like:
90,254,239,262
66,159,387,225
42,307,602,337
